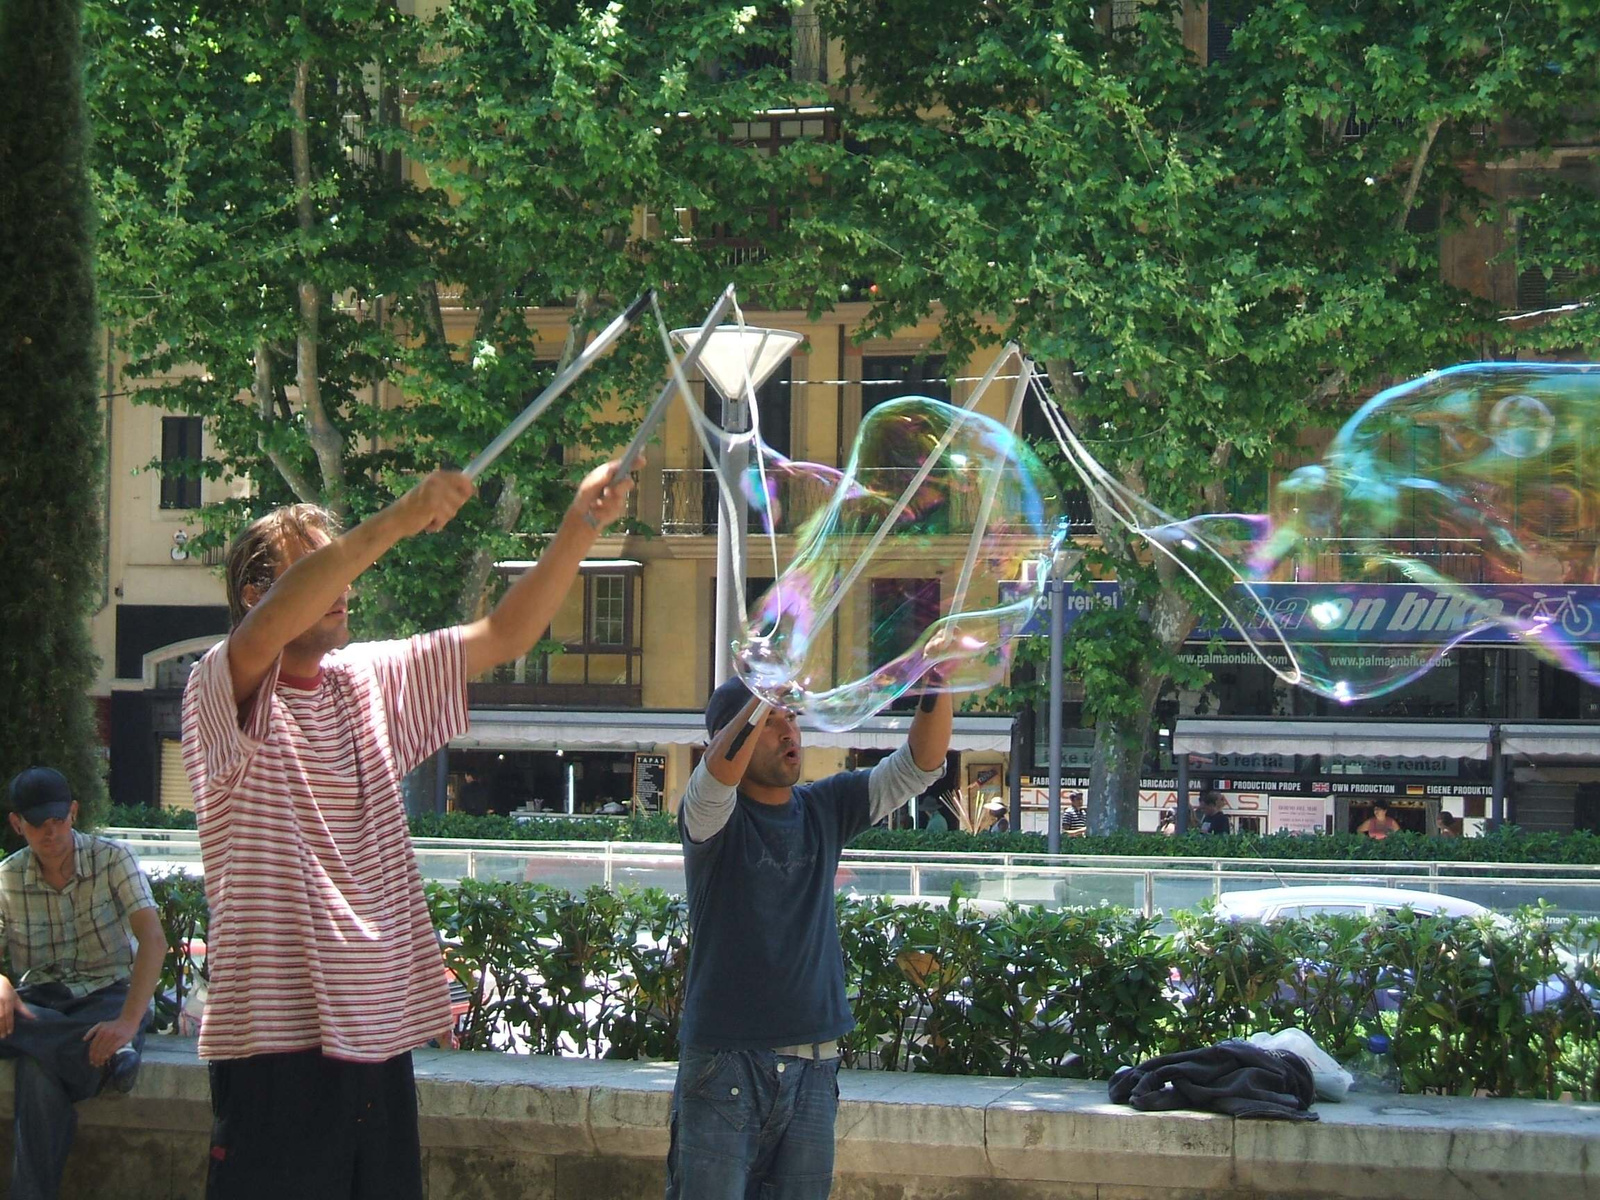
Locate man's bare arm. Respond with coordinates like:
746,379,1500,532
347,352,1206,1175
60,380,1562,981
83,905,167,1069
680,695,771,842
461,461,633,678
907,681,954,772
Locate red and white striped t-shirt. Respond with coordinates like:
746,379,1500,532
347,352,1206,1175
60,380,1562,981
181,628,466,1063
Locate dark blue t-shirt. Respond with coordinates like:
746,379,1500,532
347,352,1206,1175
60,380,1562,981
678,770,871,1049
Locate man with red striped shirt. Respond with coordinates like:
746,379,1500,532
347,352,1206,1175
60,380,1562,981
182,463,630,1199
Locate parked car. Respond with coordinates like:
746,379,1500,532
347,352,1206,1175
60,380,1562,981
1190,884,1594,1015
1211,885,1492,924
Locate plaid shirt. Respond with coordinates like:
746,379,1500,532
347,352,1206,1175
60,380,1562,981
0,831,156,997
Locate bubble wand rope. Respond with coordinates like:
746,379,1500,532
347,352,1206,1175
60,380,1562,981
945,348,1033,631
610,284,737,482
465,290,654,480
1031,383,1306,693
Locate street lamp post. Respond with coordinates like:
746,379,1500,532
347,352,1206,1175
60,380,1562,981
1047,577,1064,855
669,325,802,686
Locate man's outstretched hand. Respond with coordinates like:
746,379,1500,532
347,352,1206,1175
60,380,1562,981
0,978,34,1039
83,1014,142,1069
392,470,475,536
568,460,634,534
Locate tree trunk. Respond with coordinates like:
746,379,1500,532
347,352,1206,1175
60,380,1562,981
1089,712,1149,834
1088,566,1199,833
457,478,523,624
290,55,347,518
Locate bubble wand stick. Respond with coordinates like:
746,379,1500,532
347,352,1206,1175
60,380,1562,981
465,290,655,481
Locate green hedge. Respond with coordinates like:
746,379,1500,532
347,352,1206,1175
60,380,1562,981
107,803,679,843
848,826,1600,864
111,803,1600,864
146,873,1600,1099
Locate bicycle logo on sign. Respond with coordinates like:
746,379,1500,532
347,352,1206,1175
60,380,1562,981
1515,590,1596,638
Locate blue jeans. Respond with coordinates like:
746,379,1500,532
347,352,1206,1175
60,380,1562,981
664,1046,842,1200
0,981,146,1200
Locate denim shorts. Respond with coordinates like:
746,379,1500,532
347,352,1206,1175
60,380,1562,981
664,1045,842,1200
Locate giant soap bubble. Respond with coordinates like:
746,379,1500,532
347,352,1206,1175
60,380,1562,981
1041,362,1600,702
687,384,1067,731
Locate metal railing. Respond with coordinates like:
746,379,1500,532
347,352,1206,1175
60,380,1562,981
1297,538,1487,584
110,830,1600,921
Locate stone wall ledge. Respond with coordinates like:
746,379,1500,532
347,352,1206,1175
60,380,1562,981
0,1037,1594,1200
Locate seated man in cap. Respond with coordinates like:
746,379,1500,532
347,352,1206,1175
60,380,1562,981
0,767,166,1200
665,675,951,1200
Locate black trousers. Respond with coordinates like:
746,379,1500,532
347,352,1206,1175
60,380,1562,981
205,1048,422,1200
0,981,146,1200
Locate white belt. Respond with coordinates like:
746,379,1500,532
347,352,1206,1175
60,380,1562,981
771,1040,840,1061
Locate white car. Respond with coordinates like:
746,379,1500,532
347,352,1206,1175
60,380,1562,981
1206,884,1593,1014
1212,885,1493,924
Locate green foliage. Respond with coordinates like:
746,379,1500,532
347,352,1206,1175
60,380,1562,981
106,803,199,830
152,877,1600,1097
425,880,688,1058
85,0,847,636
106,804,1600,865
0,0,109,822
815,0,1600,817
147,870,210,1032
840,895,1171,1078
407,808,678,844
849,825,1600,865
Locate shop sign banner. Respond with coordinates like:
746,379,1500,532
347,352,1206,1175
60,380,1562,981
1268,797,1328,834
1007,581,1600,644
633,753,666,812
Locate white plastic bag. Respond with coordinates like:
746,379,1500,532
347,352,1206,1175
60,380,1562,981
1246,1027,1353,1102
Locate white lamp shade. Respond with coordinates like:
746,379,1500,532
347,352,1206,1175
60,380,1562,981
670,325,802,399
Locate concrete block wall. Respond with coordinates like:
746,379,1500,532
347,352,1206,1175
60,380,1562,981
0,1038,1594,1199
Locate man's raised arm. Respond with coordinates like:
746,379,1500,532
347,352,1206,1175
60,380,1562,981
908,684,954,773
866,679,954,824
228,471,474,702
461,461,632,678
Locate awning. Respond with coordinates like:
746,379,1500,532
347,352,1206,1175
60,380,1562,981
806,713,1015,753
1173,719,1494,760
454,708,1016,753
1500,723,1600,758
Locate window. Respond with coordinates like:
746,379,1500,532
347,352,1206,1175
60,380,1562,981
698,113,838,269
1205,0,1250,66
1019,371,1094,529
751,363,792,459
589,574,627,646
1278,904,1366,920
701,365,793,532
710,5,793,81
1516,264,1580,312
160,416,203,510
862,354,950,413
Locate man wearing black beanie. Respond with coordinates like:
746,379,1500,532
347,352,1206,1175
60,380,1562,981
664,674,952,1199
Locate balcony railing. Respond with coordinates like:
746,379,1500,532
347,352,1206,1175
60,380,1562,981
660,468,1096,537
1297,538,1487,584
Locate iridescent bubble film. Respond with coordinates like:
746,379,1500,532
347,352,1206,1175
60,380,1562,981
698,397,1067,731
1044,362,1600,702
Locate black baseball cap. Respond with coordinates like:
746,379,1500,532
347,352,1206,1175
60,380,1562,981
705,677,755,737
7,768,74,825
